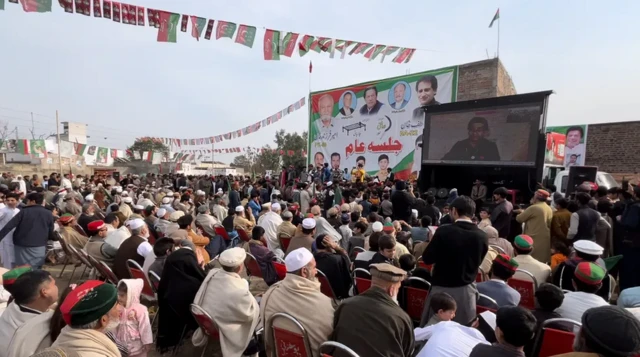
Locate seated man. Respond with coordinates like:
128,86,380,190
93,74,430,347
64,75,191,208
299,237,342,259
261,248,334,356
84,220,117,267
148,237,175,278
469,306,537,357
414,312,489,356
568,306,640,357
285,218,316,255
483,226,514,257
192,248,260,356
195,205,219,238
314,234,352,299
331,264,414,357
248,226,277,285
0,269,58,353
477,254,521,307
553,240,612,301
512,234,551,287
57,213,88,251
556,262,609,322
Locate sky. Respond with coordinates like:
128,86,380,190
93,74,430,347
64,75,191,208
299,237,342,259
1,0,639,164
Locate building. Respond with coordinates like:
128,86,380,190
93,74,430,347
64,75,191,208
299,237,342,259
60,122,88,144
585,121,640,182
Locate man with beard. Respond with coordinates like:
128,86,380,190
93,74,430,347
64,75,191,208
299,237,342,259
412,75,440,120
359,86,384,116
315,94,335,134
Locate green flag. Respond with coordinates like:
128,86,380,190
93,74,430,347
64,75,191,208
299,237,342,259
216,21,237,39
0,0,5,11
19,0,51,12
234,24,257,48
489,8,500,28
298,35,315,57
364,44,386,61
157,12,180,43
190,16,207,41
263,29,280,61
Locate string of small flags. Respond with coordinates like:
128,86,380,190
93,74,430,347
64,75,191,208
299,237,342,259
174,147,307,156
1,0,417,64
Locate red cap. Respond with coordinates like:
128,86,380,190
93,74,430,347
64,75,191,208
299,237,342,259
87,220,106,232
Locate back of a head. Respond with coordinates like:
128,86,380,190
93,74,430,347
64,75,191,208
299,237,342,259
496,306,537,347
596,199,612,214
153,237,175,257
12,270,53,305
27,192,44,205
315,234,329,250
177,214,193,229
555,197,569,209
398,254,416,272
369,232,382,251
353,221,367,233
576,192,592,206
426,195,436,205
252,226,265,241
378,234,396,251
451,196,475,218
430,292,457,314
104,212,118,225
580,305,640,356
535,283,564,311
494,187,508,199
420,216,432,227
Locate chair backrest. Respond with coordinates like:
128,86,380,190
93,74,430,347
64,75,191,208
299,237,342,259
535,318,581,357
148,270,161,292
244,252,264,278
476,266,486,283
417,259,432,272
237,228,251,242
404,277,430,322
316,270,337,300
489,244,506,255
190,304,220,339
272,261,287,281
508,269,538,310
126,259,156,298
352,247,366,254
56,233,74,257
476,293,499,314
98,260,119,285
68,245,91,268
196,223,213,239
319,341,360,357
269,312,312,357
278,234,292,252
353,268,372,295
214,225,230,240
73,224,88,237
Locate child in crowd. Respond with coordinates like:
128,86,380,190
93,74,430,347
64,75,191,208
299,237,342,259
116,279,153,357
477,207,492,229
426,292,457,326
338,213,352,251
550,240,571,270
524,283,565,355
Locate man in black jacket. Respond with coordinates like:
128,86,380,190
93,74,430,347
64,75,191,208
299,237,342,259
491,187,513,239
0,192,55,268
420,195,488,326
391,181,416,222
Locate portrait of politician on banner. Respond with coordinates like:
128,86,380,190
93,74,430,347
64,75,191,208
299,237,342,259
544,125,588,168
309,66,458,181
422,105,542,167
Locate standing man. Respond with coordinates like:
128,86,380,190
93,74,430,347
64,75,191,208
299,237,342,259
0,193,55,268
0,193,20,269
412,75,440,120
420,196,488,326
568,192,601,242
471,179,487,216
228,181,240,213
391,181,415,222
491,187,513,239
515,189,553,263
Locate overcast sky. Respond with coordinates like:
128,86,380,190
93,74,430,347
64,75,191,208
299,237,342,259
0,0,637,163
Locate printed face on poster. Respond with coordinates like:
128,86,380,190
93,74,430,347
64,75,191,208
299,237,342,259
308,66,458,181
544,125,588,168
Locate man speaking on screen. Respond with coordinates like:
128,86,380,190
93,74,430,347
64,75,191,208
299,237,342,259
442,116,500,161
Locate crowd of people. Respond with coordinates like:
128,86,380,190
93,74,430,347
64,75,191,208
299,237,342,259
0,169,639,356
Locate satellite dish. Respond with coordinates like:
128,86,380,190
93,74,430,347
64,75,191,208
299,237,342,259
437,188,449,199
427,187,438,196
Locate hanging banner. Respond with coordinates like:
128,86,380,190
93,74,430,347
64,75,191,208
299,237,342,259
544,125,588,167
308,66,458,181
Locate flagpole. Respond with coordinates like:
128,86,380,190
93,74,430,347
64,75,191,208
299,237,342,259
497,12,500,58
56,110,63,177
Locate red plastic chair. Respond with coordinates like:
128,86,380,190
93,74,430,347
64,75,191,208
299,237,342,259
353,268,372,295
417,259,432,272
238,228,251,243
508,269,538,310
148,270,161,291
404,277,431,323
244,252,264,278
317,270,337,301
214,226,230,241
533,318,581,357
278,234,292,252
73,224,88,237
190,304,220,357
476,293,499,314
272,261,287,281
319,341,360,357
269,312,312,357
96,259,119,285
126,259,157,301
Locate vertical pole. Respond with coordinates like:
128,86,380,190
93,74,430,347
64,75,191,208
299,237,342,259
211,140,215,175
56,110,63,176
497,15,500,58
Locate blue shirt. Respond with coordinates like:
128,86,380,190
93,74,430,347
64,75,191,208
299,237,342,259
618,287,640,308
248,200,261,218
323,168,331,182
411,227,429,243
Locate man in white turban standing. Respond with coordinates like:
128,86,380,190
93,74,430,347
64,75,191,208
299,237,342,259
193,247,260,356
258,203,284,256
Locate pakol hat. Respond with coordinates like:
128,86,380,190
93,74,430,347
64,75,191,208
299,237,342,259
59,213,74,224
514,234,534,251
494,253,519,272
383,222,395,232
581,305,640,356
60,280,117,326
2,266,32,294
370,263,406,282
87,220,106,232
574,261,605,285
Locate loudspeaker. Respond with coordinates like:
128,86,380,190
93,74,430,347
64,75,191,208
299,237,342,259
566,166,597,196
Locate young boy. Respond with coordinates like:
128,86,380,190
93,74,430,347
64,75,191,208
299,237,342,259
427,292,457,326
470,306,537,357
478,207,492,229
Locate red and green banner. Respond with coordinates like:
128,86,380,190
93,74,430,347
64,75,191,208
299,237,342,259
157,11,180,43
298,35,315,57
19,0,51,12
16,139,30,154
280,32,299,57
74,143,87,155
190,16,206,40
180,14,188,32
349,43,372,55
143,151,153,161
263,29,280,61
364,44,386,60
215,21,236,40
234,24,256,48
392,48,415,63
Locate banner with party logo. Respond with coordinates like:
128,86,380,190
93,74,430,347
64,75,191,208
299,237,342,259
544,125,588,167
308,66,458,181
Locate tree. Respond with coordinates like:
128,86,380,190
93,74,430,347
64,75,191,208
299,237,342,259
274,130,308,169
231,146,280,175
127,138,169,159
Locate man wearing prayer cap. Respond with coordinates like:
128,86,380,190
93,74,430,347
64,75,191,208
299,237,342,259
58,213,89,252
563,305,640,357
113,218,152,280
193,247,260,356
285,218,316,256
233,205,256,239
512,234,551,287
154,208,172,235
276,210,297,242
257,202,284,256
514,188,553,263
261,247,334,357
85,220,117,267
330,263,414,357
51,280,122,357
371,221,384,233
553,240,612,301
195,204,219,238
556,262,609,322
166,210,184,237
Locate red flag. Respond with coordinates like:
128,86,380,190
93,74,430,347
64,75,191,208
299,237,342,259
180,14,188,32
102,0,111,18
120,3,129,23
111,2,120,22
59,0,73,13
263,29,280,60
73,0,88,15
204,19,214,40
309,61,313,73
92,0,101,17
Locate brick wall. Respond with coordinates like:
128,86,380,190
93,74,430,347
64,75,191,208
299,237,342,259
586,122,640,180
457,58,516,101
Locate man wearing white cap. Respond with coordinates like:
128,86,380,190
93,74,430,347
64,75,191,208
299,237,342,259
113,218,152,280
257,203,284,255
154,208,171,235
261,248,334,357
553,240,613,300
193,247,260,356
285,218,316,256
119,196,133,219
233,205,256,238
160,195,175,214
166,211,185,240
310,206,343,243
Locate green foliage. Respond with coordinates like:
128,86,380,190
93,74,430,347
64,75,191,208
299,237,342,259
128,139,169,159
274,130,308,168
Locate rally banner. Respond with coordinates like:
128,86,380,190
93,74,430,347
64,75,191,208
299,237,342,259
308,66,458,181
544,125,588,167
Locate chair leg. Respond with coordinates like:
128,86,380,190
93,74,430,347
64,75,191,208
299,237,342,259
172,325,187,356
65,265,78,289
79,265,88,279
199,339,209,357
58,260,69,278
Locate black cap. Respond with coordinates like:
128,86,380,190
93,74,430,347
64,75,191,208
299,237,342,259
582,305,640,356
